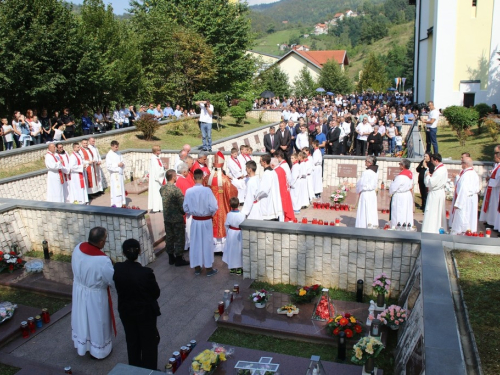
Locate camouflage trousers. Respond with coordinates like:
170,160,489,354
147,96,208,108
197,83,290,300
164,221,186,257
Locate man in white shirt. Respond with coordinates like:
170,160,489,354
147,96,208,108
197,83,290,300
424,101,440,154
196,100,214,152
356,117,372,156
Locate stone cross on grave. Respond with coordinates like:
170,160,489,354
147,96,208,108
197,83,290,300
234,356,280,374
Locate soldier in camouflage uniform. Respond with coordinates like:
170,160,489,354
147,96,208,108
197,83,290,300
160,169,189,267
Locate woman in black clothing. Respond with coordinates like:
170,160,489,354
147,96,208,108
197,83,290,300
367,125,383,156
416,152,434,210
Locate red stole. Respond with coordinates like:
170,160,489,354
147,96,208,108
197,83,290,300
275,165,296,222
79,242,117,337
80,148,96,188
484,164,500,212
73,153,85,188
157,158,166,185
399,169,413,180
231,157,241,169
176,174,195,195
432,163,444,175
58,153,71,181
47,152,64,184
243,154,251,162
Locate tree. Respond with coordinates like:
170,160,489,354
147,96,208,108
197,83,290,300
293,67,317,97
254,65,290,98
442,106,480,146
318,60,353,95
356,53,389,92
383,44,407,79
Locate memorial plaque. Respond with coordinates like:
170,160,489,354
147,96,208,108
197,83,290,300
387,167,400,181
447,169,460,179
254,135,260,144
218,147,225,152
244,138,250,146
337,164,357,178
160,157,170,168
232,142,238,150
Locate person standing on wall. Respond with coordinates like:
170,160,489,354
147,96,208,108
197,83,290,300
196,100,214,152
423,101,439,154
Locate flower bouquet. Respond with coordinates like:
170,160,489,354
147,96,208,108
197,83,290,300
190,344,233,375
445,179,455,201
250,289,269,308
277,304,299,317
378,305,408,329
311,289,335,321
290,284,321,304
330,188,347,204
0,302,17,324
0,249,25,274
326,312,363,339
372,273,391,295
351,336,384,369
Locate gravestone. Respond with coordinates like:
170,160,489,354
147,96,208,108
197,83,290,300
254,135,260,144
387,167,400,181
232,142,238,150
244,138,250,146
338,164,357,178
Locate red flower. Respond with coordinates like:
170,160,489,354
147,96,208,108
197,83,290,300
10,251,16,256
8,264,14,271
333,328,340,335
312,284,319,290
339,318,348,326
354,324,362,334
344,313,351,319
0,251,3,256
345,329,353,338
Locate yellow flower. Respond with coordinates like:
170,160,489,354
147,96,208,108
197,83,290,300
191,362,200,371
350,316,356,323
366,343,374,355
219,353,226,361
202,362,212,372
335,315,342,322
355,347,363,360
299,288,306,296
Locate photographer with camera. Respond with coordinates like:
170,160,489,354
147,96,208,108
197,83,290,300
196,100,214,152
422,101,439,154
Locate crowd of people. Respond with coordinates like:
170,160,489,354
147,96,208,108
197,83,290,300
1,102,199,151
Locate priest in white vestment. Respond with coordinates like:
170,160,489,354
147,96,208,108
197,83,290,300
312,142,323,197
241,160,262,219
304,150,315,202
183,169,219,276
227,148,246,203
71,227,115,359
56,143,71,203
256,154,283,221
422,154,448,233
45,143,65,203
450,157,480,234
148,145,166,212
69,143,89,204
389,159,414,228
479,150,500,227
106,141,126,207
298,152,310,208
355,156,379,228
88,137,104,194
290,154,302,212
80,139,99,195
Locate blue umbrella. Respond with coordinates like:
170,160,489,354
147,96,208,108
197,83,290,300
326,92,334,95
387,88,397,91
316,87,325,92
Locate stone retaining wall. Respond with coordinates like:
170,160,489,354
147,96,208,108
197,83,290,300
246,110,282,123
241,221,421,297
0,199,154,265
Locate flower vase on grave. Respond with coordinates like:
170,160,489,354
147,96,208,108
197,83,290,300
364,357,375,373
255,302,266,309
376,293,385,308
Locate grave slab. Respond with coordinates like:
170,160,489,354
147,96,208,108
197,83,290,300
0,304,41,346
124,180,148,194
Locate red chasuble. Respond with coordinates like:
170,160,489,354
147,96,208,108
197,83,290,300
191,161,210,177
275,166,296,222
176,174,195,195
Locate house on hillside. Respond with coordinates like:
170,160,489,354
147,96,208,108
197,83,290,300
246,50,280,75
293,45,310,51
334,12,344,21
346,10,358,17
314,23,328,35
274,50,349,87
279,44,289,51
413,0,499,107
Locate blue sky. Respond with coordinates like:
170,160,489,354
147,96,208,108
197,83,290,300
72,0,279,14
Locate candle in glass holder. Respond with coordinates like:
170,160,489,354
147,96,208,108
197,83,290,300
486,228,491,237
35,315,43,328
326,202,330,209
302,217,308,224
335,218,340,224
318,219,324,225
312,218,318,224
324,221,329,226
313,202,318,209
180,346,189,361
479,231,484,237
335,204,340,211
218,301,224,315
27,317,36,334
330,221,335,226
293,218,298,223
41,308,50,324
20,321,29,338
234,284,239,294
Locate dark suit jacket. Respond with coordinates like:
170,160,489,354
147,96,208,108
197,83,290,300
276,128,291,150
264,133,279,154
113,260,161,318
328,127,341,155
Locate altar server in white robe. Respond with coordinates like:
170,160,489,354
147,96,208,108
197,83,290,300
290,153,302,212
227,147,246,203
298,151,310,208
450,157,480,234
303,148,316,202
256,154,283,221
56,143,71,203
71,227,115,359
69,143,89,204
183,169,219,277
148,145,166,212
312,140,323,197
422,153,448,233
222,197,246,273
88,137,104,194
389,159,414,228
45,143,65,203
355,156,379,228
479,148,500,228
106,140,126,207
241,160,262,220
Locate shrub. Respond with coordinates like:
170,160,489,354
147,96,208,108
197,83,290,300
229,105,246,125
134,114,160,141
237,100,253,112
484,118,499,142
474,103,493,132
442,106,479,146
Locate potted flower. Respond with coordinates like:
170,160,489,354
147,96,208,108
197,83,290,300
326,312,363,339
190,345,232,375
0,249,25,274
378,305,408,330
290,284,321,304
351,336,385,373
250,289,269,308
372,273,390,308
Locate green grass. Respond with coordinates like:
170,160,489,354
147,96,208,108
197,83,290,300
251,28,303,55
24,250,72,263
424,123,495,161
0,363,20,375
453,251,500,375
0,285,70,313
